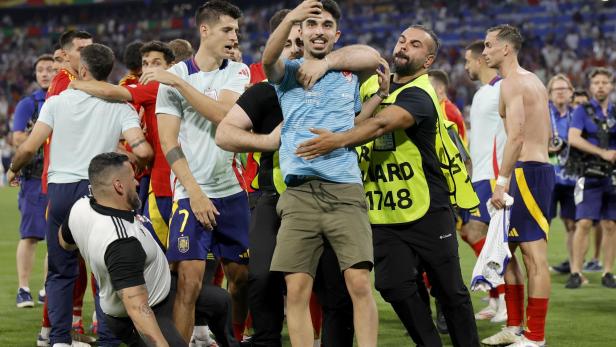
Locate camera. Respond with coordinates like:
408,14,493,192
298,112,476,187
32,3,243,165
551,136,564,150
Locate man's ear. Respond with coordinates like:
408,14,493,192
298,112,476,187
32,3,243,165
112,179,124,195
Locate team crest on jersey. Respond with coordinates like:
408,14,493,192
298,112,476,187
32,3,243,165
341,71,353,82
178,236,190,253
238,67,250,78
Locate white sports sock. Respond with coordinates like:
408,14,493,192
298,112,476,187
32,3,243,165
40,327,51,339
52,344,71,347
193,325,210,340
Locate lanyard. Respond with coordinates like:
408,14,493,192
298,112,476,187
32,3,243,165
549,104,570,139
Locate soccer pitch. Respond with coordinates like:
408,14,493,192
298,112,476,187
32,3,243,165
0,187,614,346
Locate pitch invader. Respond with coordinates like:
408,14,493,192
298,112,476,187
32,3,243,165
482,25,554,347
153,1,251,343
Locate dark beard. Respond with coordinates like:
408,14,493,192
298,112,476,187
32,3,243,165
128,190,142,211
393,54,424,77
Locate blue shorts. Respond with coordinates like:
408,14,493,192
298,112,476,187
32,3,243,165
509,162,555,243
467,180,494,225
137,175,150,215
549,184,576,221
167,191,250,264
143,194,172,250
575,177,616,221
18,178,48,240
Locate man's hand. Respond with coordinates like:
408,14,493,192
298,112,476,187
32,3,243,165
189,191,220,231
7,169,19,187
140,70,180,87
490,184,508,210
376,58,390,96
68,80,82,90
599,149,616,163
296,128,342,160
297,59,329,90
287,0,323,24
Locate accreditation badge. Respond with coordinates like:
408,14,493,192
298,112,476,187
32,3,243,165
373,132,396,151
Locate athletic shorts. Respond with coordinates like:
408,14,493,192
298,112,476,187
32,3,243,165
549,183,575,221
137,175,150,215
575,177,616,221
166,191,250,264
467,180,495,225
271,180,373,278
508,161,555,243
17,178,48,240
143,193,172,249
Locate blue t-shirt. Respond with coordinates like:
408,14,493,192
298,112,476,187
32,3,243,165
274,58,362,185
570,99,616,150
549,102,576,186
12,89,46,132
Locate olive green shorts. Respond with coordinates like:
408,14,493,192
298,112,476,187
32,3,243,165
270,180,373,277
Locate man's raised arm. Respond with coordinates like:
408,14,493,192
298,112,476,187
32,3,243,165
69,80,132,102
215,104,280,153
262,0,323,83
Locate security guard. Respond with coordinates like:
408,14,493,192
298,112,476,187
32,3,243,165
296,25,479,347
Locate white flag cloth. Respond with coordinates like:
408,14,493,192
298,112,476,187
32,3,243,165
470,193,514,292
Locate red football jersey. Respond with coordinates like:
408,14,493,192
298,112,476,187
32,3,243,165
125,82,172,197
443,99,467,142
41,69,76,193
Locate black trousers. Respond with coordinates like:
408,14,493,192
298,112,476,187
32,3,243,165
373,208,479,347
248,191,354,347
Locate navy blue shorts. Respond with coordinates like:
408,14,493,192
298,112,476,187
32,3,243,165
575,177,616,221
549,184,576,221
143,194,172,250
18,178,48,240
509,162,555,243
467,180,494,225
167,191,250,264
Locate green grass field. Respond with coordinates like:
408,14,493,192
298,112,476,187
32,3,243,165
0,186,615,346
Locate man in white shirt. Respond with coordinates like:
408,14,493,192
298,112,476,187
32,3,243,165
8,43,152,347
59,152,181,346
462,40,507,323
151,1,250,342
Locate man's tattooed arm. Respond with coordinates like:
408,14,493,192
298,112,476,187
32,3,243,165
116,285,169,347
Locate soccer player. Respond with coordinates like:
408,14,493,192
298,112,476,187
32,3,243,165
51,46,65,74
462,39,507,323
119,40,144,86
152,1,251,342
482,25,554,347
261,1,384,346
168,38,194,62
58,153,184,347
428,69,467,142
69,40,175,248
567,67,616,289
545,74,577,274
8,43,153,347
12,54,54,308
296,24,480,347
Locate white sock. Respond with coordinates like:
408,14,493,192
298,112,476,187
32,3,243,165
72,315,82,324
193,325,210,340
39,288,46,296
52,344,71,347
40,327,51,339
19,287,31,293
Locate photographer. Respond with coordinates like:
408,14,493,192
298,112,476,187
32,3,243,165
567,67,616,289
546,74,576,274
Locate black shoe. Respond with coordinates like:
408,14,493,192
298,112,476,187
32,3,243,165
565,273,583,289
551,259,570,274
435,300,448,334
602,273,616,288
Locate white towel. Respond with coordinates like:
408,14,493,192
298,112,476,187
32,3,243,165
470,194,514,292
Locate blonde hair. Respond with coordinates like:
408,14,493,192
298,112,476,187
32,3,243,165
547,74,573,93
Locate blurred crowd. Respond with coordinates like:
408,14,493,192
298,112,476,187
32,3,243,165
1,0,615,136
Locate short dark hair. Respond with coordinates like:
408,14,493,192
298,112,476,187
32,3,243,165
320,0,341,25
80,44,115,81
123,41,144,72
487,24,523,52
195,0,242,26
269,9,291,32
141,41,175,64
409,24,440,57
34,54,54,69
428,69,449,88
465,40,485,57
589,67,613,82
168,39,194,62
88,152,130,190
59,30,92,49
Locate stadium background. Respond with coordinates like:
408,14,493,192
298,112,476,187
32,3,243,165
1,0,616,345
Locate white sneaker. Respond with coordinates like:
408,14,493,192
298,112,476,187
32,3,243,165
481,326,522,346
71,341,91,347
490,300,508,323
506,335,545,347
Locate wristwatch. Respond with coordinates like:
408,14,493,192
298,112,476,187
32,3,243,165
376,90,389,99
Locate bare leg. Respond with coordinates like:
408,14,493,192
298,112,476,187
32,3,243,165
285,273,314,347
344,268,378,347
519,240,551,298
600,221,616,274
594,223,603,262
571,219,593,274
563,218,576,263
459,220,488,246
172,260,205,343
16,238,39,289
222,261,249,334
